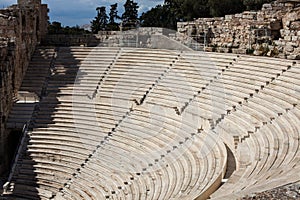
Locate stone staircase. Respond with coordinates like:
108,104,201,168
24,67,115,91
6,102,36,129
6,47,55,130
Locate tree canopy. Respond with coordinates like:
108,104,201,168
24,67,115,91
140,0,273,29
108,3,119,31
48,21,90,35
91,6,108,33
243,0,273,10
208,0,245,17
122,0,139,28
90,0,272,32
91,1,139,33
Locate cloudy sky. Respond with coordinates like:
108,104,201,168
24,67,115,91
1,0,164,26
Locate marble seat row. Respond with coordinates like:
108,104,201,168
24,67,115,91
7,47,300,200
13,108,225,199
211,113,300,198
19,48,55,95
10,46,227,199
209,62,300,199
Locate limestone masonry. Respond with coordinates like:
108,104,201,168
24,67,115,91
177,0,300,59
0,0,48,174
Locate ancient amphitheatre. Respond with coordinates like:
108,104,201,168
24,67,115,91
0,0,300,199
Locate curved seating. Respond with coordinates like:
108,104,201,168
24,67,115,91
210,64,300,199
5,46,300,200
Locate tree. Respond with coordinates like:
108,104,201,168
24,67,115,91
140,5,162,27
140,0,210,29
91,6,108,33
48,21,90,35
181,0,210,21
164,0,184,29
140,5,170,28
208,0,244,17
48,21,62,34
121,0,139,29
108,3,119,31
243,0,272,10
122,0,270,30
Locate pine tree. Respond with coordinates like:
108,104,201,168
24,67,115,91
121,0,139,29
91,6,108,33
108,3,119,31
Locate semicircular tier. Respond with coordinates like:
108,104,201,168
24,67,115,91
5,46,300,200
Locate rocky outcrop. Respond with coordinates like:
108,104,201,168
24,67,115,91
0,0,48,175
177,0,300,59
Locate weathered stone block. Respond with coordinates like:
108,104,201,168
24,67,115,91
284,35,292,41
204,47,213,52
274,40,282,46
262,4,272,10
217,47,230,53
235,14,242,18
225,15,233,20
253,50,263,56
232,48,246,54
285,44,294,52
278,53,286,59
283,8,300,29
280,29,287,37
292,36,299,41
287,41,298,47
284,3,295,7
287,54,300,60
290,21,300,30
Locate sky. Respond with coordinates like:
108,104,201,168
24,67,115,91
1,0,164,26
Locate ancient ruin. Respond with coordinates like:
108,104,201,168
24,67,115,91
177,0,300,59
0,0,48,176
0,0,299,200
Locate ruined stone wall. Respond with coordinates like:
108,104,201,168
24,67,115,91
42,28,168,47
177,0,300,59
0,1,48,174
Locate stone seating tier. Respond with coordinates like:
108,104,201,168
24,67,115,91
5,47,299,200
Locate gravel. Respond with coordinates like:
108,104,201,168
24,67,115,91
242,182,300,200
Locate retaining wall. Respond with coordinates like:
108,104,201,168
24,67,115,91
0,0,48,174
177,0,300,59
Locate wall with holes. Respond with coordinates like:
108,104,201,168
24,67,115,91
0,0,48,174
176,0,300,60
